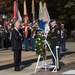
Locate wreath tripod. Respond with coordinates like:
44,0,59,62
34,39,59,73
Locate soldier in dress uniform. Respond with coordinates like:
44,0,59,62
24,23,32,51
50,19,61,70
30,21,38,51
61,24,67,52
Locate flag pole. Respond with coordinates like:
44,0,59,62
32,0,35,24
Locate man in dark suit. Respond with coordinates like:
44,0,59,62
11,20,22,71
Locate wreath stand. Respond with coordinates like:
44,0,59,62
34,39,59,73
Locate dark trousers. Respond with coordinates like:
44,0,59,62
14,50,21,69
0,38,4,50
31,38,35,51
61,38,66,51
4,38,9,48
24,38,29,50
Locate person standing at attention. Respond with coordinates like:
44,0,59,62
11,20,22,71
50,19,61,70
61,24,67,52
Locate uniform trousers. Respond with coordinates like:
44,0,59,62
52,48,60,65
24,38,29,50
31,38,35,51
61,38,66,51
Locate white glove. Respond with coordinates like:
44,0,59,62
56,46,59,49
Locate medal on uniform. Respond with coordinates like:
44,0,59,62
52,29,54,32
57,30,60,34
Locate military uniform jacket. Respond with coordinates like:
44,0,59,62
50,25,61,48
61,29,67,39
11,28,22,50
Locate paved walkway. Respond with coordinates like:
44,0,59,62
0,42,75,75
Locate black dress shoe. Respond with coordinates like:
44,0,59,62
49,67,54,71
25,49,29,51
15,68,21,71
57,68,60,71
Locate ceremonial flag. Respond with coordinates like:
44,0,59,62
32,0,35,23
17,7,22,21
43,2,50,35
43,2,50,23
24,0,29,37
39,1,44,30
13,1,22,21
13,1,17,20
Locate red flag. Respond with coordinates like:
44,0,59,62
24,0,29,37
24,15,29,37
13,0,22,21
13,1,17,20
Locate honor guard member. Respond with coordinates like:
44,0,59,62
61,24,67,52
50,19,61,70
24,23,32,51
31,23,37,51
24,25,29,51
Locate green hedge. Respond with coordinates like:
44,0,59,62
67,38,74,42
